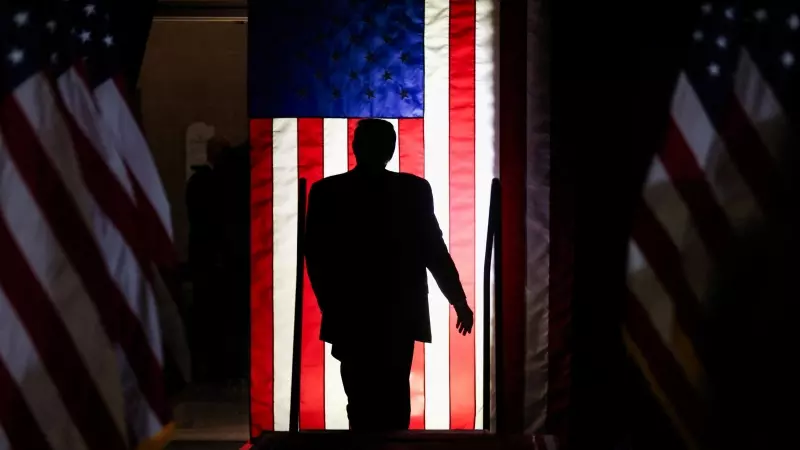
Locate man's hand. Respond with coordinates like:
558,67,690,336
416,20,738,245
454,301,474,335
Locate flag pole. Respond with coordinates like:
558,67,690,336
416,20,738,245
289,178,307,433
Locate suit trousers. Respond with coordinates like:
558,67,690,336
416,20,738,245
335,337,415,431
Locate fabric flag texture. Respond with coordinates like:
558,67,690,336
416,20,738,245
524,0,565,439
249,0,497,433
0,1,179,449
625,2,797,449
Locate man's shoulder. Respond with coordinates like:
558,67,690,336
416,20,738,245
311,173,350,192
396,172,429,190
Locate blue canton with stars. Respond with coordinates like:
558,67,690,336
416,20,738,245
1,0,123,95
685,1,798,122
249,0,424,118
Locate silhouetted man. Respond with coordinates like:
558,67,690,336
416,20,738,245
305,119,474,431
186,137,227,381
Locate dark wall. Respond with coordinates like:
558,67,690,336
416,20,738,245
553,0,698,448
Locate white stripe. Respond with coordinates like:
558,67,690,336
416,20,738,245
734,50,788,162
475,0,496,430
642,159,713,301
322,119,349,429
272,118,299,431
627,243,676,345
94,80,172,237
57,69,134,197
385,119,400,173
424,0,451,429
14,76,164,365
151,264,191,382
0,289,88,450
0,136,126,438
671,73,761,229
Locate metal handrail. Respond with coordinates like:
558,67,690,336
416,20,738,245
289,178,307,432
483,178,501,431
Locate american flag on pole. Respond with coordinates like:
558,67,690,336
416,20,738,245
625,1,797,448
0,0,180,448
249,0,496,433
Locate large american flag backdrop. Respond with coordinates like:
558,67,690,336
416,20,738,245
625,2,797,448
249,0,497,432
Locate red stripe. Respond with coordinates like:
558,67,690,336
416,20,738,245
298,119,325,429
660,119,732,259
250,119,274,436
0,92,170,425
0,352,51,450
631,203,703,342
131,177,177,266
347,119,358,171
399,119,425,178
449,0,477,429
399,118,426,429
0,214,127,450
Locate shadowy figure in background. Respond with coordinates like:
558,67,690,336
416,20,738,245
186,136,227,382
215,140,252,384
305,119,474,431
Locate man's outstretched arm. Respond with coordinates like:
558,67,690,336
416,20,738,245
419,180,473,334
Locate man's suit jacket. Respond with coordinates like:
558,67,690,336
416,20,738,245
305,168,466,346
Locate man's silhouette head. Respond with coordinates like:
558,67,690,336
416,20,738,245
206,136,229,167
353,119,396,170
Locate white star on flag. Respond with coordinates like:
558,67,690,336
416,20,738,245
788,14,799,31
724,7,735,20
7,48,24,65
13,11,29,27
782,51,795,68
